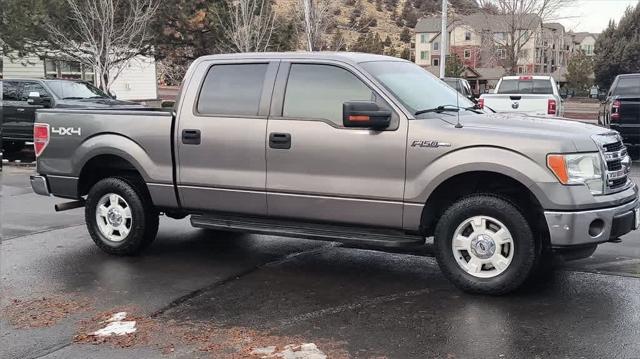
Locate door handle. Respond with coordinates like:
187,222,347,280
182,129,201,145
16,108,25,112
269,132,291,149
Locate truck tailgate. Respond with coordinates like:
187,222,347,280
482,94,554,115
35,108,174,185
611,97,640,144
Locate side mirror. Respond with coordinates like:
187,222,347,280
342,102,391,129
27,91,51,107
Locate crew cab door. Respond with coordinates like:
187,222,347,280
265,61,407,228
176,60,279,215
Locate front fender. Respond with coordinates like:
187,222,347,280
405,146,557,206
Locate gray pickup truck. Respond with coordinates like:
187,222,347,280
30,52,639,295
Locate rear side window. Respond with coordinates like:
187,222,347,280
197,64,268,116
2,81,23,101
283,64,374,126
497,79,553,94
23,82,51,99
614,77,640,96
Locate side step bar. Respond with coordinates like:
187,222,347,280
190,214,425,248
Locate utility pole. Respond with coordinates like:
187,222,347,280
439,0,447,78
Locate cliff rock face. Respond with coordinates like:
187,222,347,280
273,0,479,55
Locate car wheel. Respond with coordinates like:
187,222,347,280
434,194,537,295
85,177,159,255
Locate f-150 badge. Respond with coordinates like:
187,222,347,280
51,127,81,136
411,140,451,148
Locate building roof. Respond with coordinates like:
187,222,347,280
415,17,446,33
416,13,543,34
475,67,506,80
567,32,598,43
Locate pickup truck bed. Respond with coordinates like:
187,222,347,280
35,108,175,203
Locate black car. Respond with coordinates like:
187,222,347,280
1,79,143,154
600,74,640,155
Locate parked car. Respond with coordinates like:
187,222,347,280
600,74,640,157
30,53,638,295
479,75,564,117
0,79,143,154
442,77,475,101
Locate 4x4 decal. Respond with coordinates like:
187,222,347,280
51,127,81,136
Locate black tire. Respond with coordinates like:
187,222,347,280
434,194,537,295
85,177,159,255
2,141,25,154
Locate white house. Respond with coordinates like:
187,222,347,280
0,54,158,101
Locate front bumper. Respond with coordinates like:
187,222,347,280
30,175,51,196
545,196,640,247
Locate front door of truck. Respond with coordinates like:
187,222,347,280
265,61,407,228
176,60,279,215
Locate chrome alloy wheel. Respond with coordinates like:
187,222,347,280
96,193,133,242
451,215,515,278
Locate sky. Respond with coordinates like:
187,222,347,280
555,0,639,33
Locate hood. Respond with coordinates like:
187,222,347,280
438,112,615,152
56,98,146,109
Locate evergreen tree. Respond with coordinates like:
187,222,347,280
445,54,465,77
399,28,411,43
566,50,593,94
400,47,411,60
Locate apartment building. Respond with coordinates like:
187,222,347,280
415,13,595,91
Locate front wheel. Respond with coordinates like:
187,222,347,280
85,177,159,255
434,195,537,295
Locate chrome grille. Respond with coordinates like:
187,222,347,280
593,134,632,194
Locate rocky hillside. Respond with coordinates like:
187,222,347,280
273,0,479,57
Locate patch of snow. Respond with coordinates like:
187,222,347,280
92,321,137,337
252,343,326,359
251,346,277,356
90,312,137,337
105,312,128,322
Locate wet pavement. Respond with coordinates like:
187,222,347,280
2,164,640,358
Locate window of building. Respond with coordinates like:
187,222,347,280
283,64,374,126
494,32,506,42
420,51,429,60
433,42,439,51
44,59,95,82
197,63,268,116
465,31,472,41
518,66,525,74
432,58,440,67
497,48,506,59
464,49,471,59
420,34,427,43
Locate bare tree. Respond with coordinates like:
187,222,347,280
298,0,335,51
475,0,574,74
220,0,275,53
44,0,160,91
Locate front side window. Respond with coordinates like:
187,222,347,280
283,64,374,126
197,63,268,116
361,61,475,117
23,82,51,99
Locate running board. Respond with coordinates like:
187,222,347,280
190,214,425,248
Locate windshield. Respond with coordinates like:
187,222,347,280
361,61,475,117
496,79,553,94
46,80,110,99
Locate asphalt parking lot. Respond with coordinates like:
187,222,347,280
2,151,640,358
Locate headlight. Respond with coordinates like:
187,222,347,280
547,153,604,195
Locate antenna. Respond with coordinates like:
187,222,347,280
455,80,463,128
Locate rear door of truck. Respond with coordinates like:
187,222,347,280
175,59,279,215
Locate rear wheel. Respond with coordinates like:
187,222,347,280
434,195,537,295
85,177,159,255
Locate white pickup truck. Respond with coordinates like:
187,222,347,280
479,75,564,117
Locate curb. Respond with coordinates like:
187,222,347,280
1,158,36,167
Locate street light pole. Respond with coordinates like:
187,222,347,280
439,0,447,78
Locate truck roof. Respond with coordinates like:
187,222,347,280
196,52,408,65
